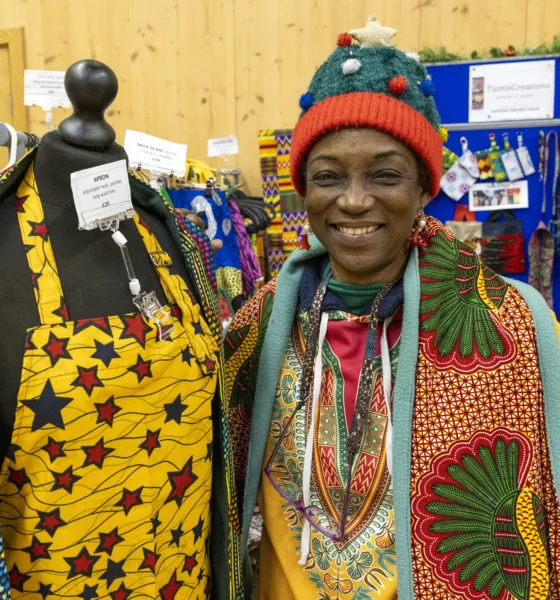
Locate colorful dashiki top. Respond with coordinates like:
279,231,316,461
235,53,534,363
260,305,402,599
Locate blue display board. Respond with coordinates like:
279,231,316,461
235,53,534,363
425,57,560,315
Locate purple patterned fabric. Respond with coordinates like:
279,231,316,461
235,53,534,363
228,198,263,295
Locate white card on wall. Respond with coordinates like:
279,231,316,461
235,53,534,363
469,60,555,123
124,130,187,176
70,160,133,229
24,70,71,109
208,135,239,157
469,180,529,212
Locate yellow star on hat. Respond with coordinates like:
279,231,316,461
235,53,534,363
350,15,397,48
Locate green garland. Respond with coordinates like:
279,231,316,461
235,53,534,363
418,36,560,63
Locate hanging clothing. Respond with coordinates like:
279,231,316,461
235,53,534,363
0,153,244,600
167,188,243,305
228,197,263,296
224,217,560,600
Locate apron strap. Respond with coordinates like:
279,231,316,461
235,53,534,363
16,162,68,326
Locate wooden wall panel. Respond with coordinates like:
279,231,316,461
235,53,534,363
0,0,558,193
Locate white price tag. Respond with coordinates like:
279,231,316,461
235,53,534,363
70,160,133,230
208,135,239,157
24,70,71,109
124,130,187,177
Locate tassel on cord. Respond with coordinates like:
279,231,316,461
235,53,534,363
380,315,394,484
299,311,329,565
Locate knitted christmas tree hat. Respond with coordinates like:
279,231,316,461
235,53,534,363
290,16,444,198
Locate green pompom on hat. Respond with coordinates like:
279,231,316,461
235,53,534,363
291,15,444,198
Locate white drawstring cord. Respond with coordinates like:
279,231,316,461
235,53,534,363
380,314,394,486
299,311,329,566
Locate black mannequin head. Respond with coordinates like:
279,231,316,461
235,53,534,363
58,60,118,150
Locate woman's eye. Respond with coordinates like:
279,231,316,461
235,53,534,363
310,172,341,184
373,171,401,182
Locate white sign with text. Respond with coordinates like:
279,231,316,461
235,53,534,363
70,160,133,229
469,60,555,123
124,130,187,176
208,134,239,157
24,70,71,109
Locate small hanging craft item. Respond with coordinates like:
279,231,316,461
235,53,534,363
475,146,493,180
445,204,482,253
500,133,524,182
440,137,480,201
442,146,460,175
530,130,558,308
479,210,525,275
516,131,536,177
487,133,508,182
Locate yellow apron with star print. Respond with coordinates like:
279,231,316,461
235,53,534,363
0,162,218,598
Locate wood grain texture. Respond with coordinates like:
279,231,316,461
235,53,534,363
0,0,557,193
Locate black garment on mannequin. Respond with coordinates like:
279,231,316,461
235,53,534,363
0,131,193,462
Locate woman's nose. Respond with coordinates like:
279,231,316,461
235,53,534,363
336,182,374,214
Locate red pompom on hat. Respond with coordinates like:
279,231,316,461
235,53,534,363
389,75,408,95
337,33,353,47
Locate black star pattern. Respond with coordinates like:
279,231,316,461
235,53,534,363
96,527,124,556
82,438,115,469
28,220,49,240
15,194,28,213
50,465,81,493
6,442,21,462
149,514,162,535
38,582,54,598
72,365,104,397
181,345,194,366
8,466,30,491
52,296,69,321
74,317,112,337
193,321,204,336
139,429,161,457
119,313,151,348
95,396,121,427
64,546,100,579
24,330,36,350
139,548,159,573
183,554,198,576
110,583,131,600
192,516,204,543
170,524,185,547
116,487,143,516
80,584,99,600
30,271,41,291
37,508,66,537
21,379,73,431
197,568,204,583
41,332,71,367
166,457,198,507
22,535,52,562
127,354,153,383
100,558,126,588
205,441,213,461
42,437,66,462
164,395,186,425
10,564,30,591
23,243,34,254
91,340,120,367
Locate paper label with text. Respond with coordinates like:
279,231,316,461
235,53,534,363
24,70,71,108
124,130,187,176
208,134,239,157
70,160,133,229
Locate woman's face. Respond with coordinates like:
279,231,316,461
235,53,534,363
305,128,430,285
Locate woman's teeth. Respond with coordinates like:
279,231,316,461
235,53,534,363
337,225,379,236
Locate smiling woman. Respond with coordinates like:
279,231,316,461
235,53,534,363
223,16,560,600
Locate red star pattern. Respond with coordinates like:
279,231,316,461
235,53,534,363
116,487,143,516
8,466,30,491
29,220,49,240
95,396,121,427
140,429,161,457
183,554,198,576
120,313,151,348
72,365,104,396
23,535,52,562
111,583,132,600
139,548,159,573
127,354,153,382
64,546,100,579
42,437,66,462
52,296,69,321
96,527,124,556
166,457,198,507
15,194,28,213
159,571,183,600
74,317,112,336
50,466,81,493
411,290,560,598
82,438,115,469
42,332,71,366
10,564,30,591
37,508,66,537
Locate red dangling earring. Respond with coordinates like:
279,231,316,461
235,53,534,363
408,206,429,247
298,222,312,251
